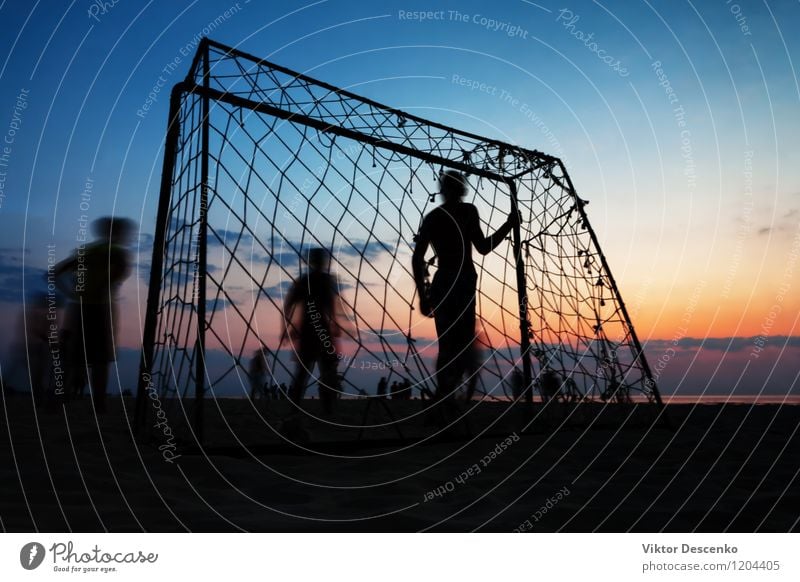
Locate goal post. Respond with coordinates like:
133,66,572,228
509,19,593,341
135,37,662,439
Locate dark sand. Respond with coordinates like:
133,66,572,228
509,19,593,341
1,395,798,532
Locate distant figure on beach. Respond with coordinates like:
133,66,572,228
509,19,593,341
601,378,630,404
538,368,562,402
377,376,388,398
249,347,270,400
392,378,412,400
54,217,136,413
412,170,518,400
282,247,341,415
402,378,412,400
419,385,435,400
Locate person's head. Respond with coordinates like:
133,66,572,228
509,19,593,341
439,170,468,203
92,216,137,245
307,247,330,273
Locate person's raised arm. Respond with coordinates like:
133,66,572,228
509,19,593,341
412,222,433,317
470,205,519,255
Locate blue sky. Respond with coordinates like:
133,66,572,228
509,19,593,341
1,0,798,396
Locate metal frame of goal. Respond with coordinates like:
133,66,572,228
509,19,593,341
134,38,663,441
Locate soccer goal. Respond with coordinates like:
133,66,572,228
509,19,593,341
134,38,662,441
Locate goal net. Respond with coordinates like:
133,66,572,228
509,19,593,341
135,38,661,440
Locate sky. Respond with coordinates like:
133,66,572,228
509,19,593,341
0,0,798,398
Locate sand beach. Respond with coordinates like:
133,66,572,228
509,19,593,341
2,395,798,532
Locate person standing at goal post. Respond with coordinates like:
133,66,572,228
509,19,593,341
412,170,518,408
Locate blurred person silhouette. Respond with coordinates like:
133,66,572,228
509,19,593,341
8,291,51,406
377,376,388,398
54,217,136,413
399,378,413,400
389,380,399,399
281,247,342,416
412,170,518,404
538,368,562,402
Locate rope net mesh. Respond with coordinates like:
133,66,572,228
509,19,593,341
144,40,658,428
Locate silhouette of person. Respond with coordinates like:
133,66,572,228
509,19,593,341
377,376,388,398
282,247,341,415
54,217,136,413
400,378,413,400
538,368,561,402
389,380,399,399
412,170,518,400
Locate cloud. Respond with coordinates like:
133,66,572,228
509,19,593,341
205,297,231,312
644,336,800,352
208,227,254,248
166,230,399,275
364,329,423,346
137,233,154,247
0,250,48,304
337,239,394,262
0,247,30,255
262,280,292,297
